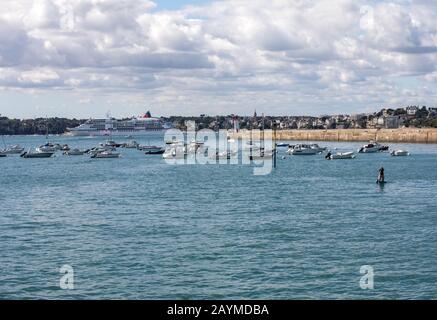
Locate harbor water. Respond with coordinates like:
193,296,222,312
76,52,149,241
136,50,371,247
0,134,436,299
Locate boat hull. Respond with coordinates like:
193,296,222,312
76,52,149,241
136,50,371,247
2,149,24,154
330,152,355,160
391,150,409,156
64,150,85,155
21,152,54,158
144,149,165,155
291,149,318,155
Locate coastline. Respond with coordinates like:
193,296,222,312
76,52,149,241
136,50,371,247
229,128,437,143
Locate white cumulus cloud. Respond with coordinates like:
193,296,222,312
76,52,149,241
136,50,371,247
0,0,436,117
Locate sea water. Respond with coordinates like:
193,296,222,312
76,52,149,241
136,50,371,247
0,134,436,299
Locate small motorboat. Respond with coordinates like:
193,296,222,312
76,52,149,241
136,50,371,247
358,141,388,153
145,149,165,155
90,151,120,158
162,146,186,159
0,153,6,157
37,142,58,153
391,150,410,156
276,143,290,148
137,145,163,152
328,151,356,160
288,144,319,155
64,148,85,155
20,148,54,158
165,139,181,145
123,140,139,148
310,144,327,153
88,146,115,155
101,140,122,148
1,144,25,154
142,146,165,154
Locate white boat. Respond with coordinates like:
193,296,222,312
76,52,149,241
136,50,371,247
391,150,410,156
1,144,25,154
358,141,388,153
90,151,120,158
36,142,58,153
88,146,115,155
310,144,326,153
162,146,186,159
101,140,122,148
276,142,290,148
67,111,172,136
140,146,165,154
20,148,54,158
287,144,319,155
64,148,85,155
329,151,356,160
123,140,139,148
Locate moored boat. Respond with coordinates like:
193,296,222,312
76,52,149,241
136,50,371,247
391,150,410,156
1,144,25,154
287,144,319,155
21,148,54,158
141,146,165,154
64,148,85,155
276,143,289,148
37,142,58,153
90,151,120,158
328,151,356,160
101,140,122,148
358,141,389,153
145,149,165,155
310,144,327,153
123,140,139,148
162,145,186,159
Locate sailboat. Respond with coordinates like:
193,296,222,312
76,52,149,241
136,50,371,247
36,117,60,153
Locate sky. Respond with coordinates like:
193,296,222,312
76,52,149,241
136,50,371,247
0,0,436,119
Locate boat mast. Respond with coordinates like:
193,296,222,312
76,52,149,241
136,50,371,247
45,116,49,140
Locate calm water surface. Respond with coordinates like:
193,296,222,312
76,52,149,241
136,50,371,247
0,134,436,299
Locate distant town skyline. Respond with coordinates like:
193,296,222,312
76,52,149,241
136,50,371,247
0,0,436,118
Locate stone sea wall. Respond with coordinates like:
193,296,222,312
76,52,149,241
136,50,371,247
230,128,437,143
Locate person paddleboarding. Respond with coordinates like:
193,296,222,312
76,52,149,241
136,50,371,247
377,167,385,183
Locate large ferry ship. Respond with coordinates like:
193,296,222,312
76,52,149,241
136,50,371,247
67,111,172,136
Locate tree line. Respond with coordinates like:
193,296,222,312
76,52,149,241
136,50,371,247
0,117,85,135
